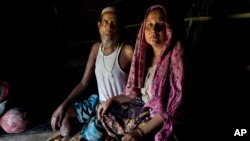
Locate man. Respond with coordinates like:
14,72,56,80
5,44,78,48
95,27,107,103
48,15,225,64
50,6,134,140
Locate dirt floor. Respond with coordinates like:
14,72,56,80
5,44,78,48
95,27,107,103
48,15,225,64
0,131,55,141
0,120,55,141
0,130,81,141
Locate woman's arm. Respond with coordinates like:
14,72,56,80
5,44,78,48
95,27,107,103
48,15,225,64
138,113,164,135
122,114,164,141
121,113,164,141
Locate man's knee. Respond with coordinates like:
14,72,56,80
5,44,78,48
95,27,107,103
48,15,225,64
66,107,77,118
60,109,79,137
60,124,71,137
60,120,81,137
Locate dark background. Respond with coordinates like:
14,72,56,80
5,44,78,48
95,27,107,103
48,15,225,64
1,0,249,140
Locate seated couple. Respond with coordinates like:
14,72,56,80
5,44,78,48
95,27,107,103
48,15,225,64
51,5,184,141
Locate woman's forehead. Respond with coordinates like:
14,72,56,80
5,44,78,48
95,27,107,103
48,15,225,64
146,10,165,20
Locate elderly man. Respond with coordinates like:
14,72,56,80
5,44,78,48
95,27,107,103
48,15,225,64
50,6,134,140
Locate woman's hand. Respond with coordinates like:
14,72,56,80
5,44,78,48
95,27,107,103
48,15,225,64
51,105,65,130
97,98,113,120
121,129,143,141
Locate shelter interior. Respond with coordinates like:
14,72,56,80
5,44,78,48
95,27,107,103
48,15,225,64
1,0,249,140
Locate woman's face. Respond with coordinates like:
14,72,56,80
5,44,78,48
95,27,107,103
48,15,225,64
144,9,166,47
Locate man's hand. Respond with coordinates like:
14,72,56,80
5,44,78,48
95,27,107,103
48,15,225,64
51,105,65,130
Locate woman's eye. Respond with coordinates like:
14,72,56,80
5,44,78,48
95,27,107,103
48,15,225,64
145,23,153,30
160,23,166,29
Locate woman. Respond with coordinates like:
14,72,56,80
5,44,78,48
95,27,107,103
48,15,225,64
98,5,184,141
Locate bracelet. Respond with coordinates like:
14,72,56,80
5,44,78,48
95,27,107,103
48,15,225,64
137,127,145,137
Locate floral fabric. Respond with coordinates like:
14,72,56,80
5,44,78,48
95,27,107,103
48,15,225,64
123,5,184,141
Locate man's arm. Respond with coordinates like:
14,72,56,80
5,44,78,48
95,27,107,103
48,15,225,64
60,42,100,108
51,42,100,130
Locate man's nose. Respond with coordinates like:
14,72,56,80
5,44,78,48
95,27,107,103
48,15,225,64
107,23,116,31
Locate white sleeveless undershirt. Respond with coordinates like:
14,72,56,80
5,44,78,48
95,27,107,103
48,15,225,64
95,43,128,102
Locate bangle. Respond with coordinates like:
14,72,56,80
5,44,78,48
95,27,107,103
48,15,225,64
137,127,144,137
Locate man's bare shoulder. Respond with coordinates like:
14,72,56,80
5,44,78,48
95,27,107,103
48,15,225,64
122,43,134,60
90,42,101,54
92,42,101,50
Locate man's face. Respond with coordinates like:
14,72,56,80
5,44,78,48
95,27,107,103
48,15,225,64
99,12,119,45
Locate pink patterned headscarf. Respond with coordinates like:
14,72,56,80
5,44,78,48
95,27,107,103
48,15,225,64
124,5,184,141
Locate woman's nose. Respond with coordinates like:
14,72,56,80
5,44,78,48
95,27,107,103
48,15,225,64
152,24,162,33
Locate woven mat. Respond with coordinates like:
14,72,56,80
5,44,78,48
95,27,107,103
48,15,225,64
46,131,81,141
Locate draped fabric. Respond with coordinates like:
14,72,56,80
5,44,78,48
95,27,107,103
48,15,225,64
123,5,184,141
0,80,9,103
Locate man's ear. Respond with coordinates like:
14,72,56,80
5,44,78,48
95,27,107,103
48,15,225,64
97,21,101,28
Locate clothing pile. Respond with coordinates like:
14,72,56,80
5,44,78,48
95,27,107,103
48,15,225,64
0,80,29,133
0,80,9,116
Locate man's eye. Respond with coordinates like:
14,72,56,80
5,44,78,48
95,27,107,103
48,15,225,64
102,20,108,26
112,22,118,26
